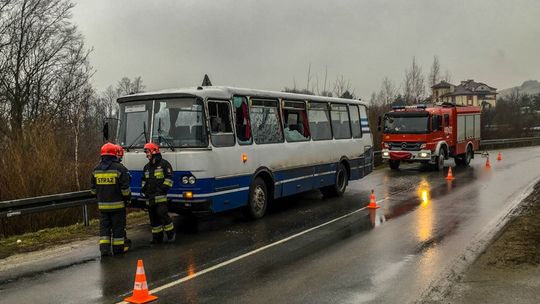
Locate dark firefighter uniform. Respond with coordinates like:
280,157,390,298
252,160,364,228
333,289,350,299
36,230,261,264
91,143,131,256
142,142,175,243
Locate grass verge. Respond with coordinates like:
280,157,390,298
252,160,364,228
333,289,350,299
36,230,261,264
0,210,148,260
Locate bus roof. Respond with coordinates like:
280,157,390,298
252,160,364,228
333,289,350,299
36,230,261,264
117,86,367,106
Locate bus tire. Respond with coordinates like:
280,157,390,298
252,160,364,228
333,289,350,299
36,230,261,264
389,159,400,170
243,177,268,220
321,163,348,197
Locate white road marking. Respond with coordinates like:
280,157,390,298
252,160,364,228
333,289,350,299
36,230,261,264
117,198,384,303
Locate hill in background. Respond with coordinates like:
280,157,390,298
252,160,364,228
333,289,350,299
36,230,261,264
499,80,540,98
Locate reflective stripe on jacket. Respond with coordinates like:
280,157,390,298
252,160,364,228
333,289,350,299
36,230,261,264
90,157,131,211
141,157,173,204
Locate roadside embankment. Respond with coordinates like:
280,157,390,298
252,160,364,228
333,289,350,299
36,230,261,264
0,210,148,260
431,181,540,303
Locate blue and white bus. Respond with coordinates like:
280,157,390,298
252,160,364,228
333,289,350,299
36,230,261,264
117,86,373,219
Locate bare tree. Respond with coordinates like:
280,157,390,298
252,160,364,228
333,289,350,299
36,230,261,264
58,42,94,190
333,75,355,98
403,57,425,104
131,76,145,93
369,91,377,105
0,0,91,136
116,76,146,96
99,86,118,118
305,63,312,92
428,56,441,88
443,69,453,83
380,77,397,105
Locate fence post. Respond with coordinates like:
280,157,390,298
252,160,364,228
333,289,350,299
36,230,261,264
83,204,89,226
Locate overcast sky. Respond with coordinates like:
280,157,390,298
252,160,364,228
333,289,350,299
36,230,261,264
72,0,540,100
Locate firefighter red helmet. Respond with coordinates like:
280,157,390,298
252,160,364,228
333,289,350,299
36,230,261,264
115,145,124,157
100,143,117,156
143,142,160,155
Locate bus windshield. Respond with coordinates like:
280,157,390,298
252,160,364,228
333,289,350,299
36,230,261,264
118,98,208,149
118,101,152,148
152,98,207,148
383,114,429,134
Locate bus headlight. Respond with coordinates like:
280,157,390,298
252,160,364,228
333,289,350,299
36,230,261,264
188,176,196,184
182,176,189,184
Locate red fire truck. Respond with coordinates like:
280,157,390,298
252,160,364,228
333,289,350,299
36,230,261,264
380,104,481,170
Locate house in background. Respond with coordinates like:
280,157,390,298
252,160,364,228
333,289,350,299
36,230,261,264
432,79,497,108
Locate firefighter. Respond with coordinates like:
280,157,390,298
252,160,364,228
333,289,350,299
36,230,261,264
91,143,131,256
116,144,125,163
141,142,175,244
114,144,131,252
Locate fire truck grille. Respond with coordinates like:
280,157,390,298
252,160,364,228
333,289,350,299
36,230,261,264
389,142,422,151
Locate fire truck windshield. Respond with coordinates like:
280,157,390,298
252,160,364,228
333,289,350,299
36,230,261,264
383,114,429,134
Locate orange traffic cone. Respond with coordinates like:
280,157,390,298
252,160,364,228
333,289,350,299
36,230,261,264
497,152,502,161
485,157,491,169
446,167,454,181
125,260,158,304
367,190,380,209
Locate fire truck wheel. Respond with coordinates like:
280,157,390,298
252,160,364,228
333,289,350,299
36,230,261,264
433,149,445,171
456,146,473,166
389,160,400,170
463,146,473,166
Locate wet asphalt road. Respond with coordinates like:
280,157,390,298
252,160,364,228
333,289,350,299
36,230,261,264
1,147,540,304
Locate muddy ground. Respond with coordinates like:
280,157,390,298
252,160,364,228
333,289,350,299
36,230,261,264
431,181,540,303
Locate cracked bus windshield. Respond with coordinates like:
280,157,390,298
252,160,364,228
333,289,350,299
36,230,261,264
152,98,207,148
118,101,152,148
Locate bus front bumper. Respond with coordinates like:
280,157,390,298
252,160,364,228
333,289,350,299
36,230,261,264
131,197,212,213
169,198,212,213
382,149,432,161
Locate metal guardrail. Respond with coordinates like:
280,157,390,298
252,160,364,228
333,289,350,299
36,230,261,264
480,136,540,148
1,136,540,223
0,191,95,225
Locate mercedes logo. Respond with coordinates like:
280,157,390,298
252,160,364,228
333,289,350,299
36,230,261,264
401,142,408,149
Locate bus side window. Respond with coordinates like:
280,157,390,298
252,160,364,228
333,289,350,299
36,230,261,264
250,99,284,144
232,96,252,145
308,102,332,140
282,100,310,142
349,105,362,138
208,100,235,147
330,103,351,139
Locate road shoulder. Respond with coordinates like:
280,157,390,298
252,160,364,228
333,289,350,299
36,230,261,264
427,181,540,303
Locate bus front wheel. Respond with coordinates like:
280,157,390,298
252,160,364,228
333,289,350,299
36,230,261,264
243,177,268,220
321,163,348,197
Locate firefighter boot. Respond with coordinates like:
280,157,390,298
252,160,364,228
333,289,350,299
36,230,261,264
101,248,112,257
150,231,164,244
123,238,132,253
166,230,176,243
164,222,175,243
99,236,112,257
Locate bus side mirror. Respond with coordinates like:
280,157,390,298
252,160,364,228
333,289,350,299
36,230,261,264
103,122,109,141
